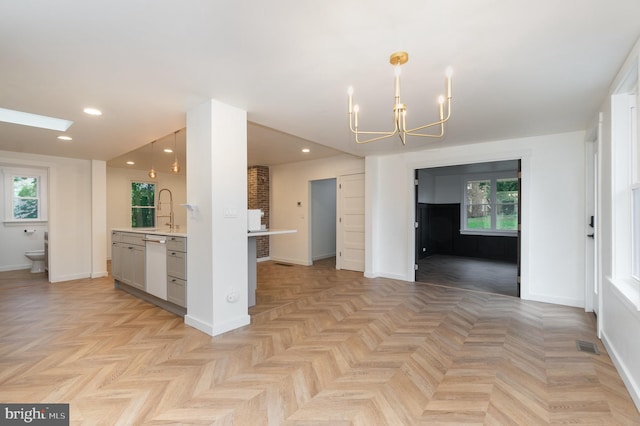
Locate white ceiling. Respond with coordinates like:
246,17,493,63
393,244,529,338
1,1,639,165
106,122,346,173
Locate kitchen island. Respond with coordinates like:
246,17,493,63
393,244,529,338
111,228,187,316
112,227,297,315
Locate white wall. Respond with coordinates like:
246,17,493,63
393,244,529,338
417,169,435,203
311,178,336,261
106,166,186,257
0,150,93,281
366,131,586,308
270,154,364,265
434,175,462,204
596,36,640,409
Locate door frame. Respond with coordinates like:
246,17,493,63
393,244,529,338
585,113,603,336
309,178,337,265
408,154,530,298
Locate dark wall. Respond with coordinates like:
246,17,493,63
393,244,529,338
417,203,517,262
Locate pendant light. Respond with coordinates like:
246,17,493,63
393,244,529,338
148,141,157,179
171,130,180,173
347,51,453,145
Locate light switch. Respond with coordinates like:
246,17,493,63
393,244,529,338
224,208,238,218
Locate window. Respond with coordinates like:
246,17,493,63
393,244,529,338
611,85,638,299
463,175,518,234
633,187,640,281
631,98,639,282
2,167,48,222
131,181,155,228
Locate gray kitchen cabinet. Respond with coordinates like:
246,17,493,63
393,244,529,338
111,232,123,281
112,231,145,291
166,236,187,307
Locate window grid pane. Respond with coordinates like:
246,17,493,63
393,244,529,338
13,198,39,219
132,207,155,228
496,203,518,230
633,187,640,280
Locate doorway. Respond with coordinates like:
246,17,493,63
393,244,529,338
414,160,521,297
310,178,337,264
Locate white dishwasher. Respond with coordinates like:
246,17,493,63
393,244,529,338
144,235,167,300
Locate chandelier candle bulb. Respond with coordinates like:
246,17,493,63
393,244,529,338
446,67,453,98
354,105,359,128
348,87,353,113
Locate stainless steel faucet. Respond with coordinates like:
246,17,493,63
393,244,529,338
157,188,175,231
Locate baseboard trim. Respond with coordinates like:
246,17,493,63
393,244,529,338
601,329,640,411
184,314,251,337
184,315,213,335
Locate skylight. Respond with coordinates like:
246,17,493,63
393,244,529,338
0,108,73,131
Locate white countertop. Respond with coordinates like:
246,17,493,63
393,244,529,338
112,228,296,238
112,228,187,237
247,229,297,237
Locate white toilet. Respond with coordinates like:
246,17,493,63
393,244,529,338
25,250,45,273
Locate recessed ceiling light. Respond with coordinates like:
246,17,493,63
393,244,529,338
0,107,73,131
302,148,310,153
83,107,102,116
163,148,173,153
57,135,72,141
126,161,135,165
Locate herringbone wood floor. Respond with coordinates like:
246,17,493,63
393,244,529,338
1,260,639,425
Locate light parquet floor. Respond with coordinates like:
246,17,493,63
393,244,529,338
1,261,639,425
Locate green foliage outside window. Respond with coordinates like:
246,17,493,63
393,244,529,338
13,176,39,219
131,182,155,228
465,177,518,231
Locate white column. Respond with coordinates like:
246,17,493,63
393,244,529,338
185,99,249,336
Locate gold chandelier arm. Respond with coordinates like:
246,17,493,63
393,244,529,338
404,125,444,138
349,111,399,144
404,100,451,136
354,132,397,144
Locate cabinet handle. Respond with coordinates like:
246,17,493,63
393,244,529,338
142,238,166,244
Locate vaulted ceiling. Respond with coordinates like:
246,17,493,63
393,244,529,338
1,1,639,166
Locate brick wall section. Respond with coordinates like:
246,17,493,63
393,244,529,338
247,166,270,258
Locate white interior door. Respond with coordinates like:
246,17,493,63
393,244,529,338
337,173,365,272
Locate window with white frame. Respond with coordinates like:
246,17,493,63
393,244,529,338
131,181,155,228
2,167,48,222
611,84,638,294
632,186,640,281
630,96,639,282
462,174,518,234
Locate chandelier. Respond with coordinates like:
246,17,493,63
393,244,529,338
347,51,452,145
